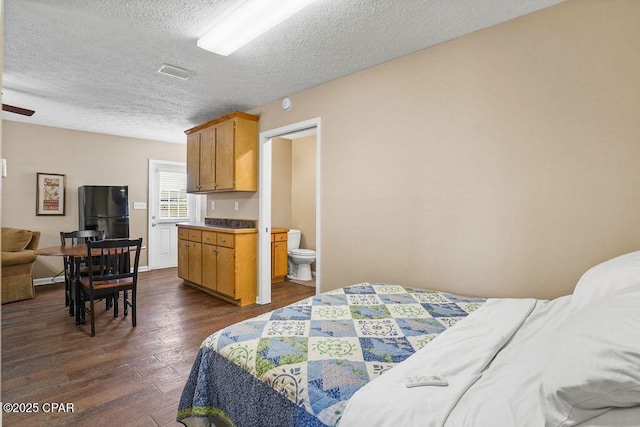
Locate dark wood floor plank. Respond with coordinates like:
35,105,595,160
1,268,315,426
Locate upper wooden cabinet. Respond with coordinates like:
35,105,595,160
185,111,259,193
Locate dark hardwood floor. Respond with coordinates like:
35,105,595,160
1,269,315,426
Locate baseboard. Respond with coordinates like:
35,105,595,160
34,277,65,286
33,266,150,286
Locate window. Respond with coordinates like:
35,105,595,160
159,171,188,220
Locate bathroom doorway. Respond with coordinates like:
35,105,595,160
258,118,321,304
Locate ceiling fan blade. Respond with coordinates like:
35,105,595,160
2,103,35,116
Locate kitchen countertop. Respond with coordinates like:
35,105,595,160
177,222,258,234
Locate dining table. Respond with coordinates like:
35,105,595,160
35,243,145,324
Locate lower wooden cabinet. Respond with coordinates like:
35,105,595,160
201,233,236,298
201,241,217,291
271,229,288,283
178,239,189,280
178,225,257,306
178,229,202,285
215,245,236,297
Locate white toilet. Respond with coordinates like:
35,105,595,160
287,229,316,281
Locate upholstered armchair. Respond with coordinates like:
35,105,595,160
1,227,41,304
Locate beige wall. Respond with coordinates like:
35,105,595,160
268,135,317,272
205,191,258,219
243,0,640,299
271,137,292,227
1,121,185,278
270,135,317,252
291,135,316,252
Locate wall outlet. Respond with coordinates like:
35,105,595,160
234,201,239,211
133,202,147,209
211,200,215,210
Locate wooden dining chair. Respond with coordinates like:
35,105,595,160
79,238,142,337
60,230,106,317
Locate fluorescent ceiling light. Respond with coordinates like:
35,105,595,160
197,0,318,56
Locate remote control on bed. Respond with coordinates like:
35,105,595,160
404,375,449,388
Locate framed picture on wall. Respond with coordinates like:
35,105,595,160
36,172,66,216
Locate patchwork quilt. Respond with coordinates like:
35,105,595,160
177,283,485,427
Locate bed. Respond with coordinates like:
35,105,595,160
177,251,640,427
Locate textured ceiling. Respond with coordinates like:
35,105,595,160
2,0,565,144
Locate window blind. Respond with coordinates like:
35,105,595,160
159,171,189,219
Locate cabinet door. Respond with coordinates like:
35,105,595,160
186,133,200,192
202,244,217,290
188,241,202,285
178,239,190,279
216,246,236,298
273,241,288,278
215,119,235,191
199,127,217,191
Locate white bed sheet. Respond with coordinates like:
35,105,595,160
340,294,640,427
445,296,571,426
340,298,538,426
447,295,640,427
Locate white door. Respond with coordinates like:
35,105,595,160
148,160,201,270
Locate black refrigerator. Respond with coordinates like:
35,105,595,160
78,185,130,238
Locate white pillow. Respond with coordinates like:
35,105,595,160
571,250,640,311
541,286,640,427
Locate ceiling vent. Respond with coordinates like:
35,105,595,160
157,64,194,80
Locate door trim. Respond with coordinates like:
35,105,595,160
257,117,321,304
